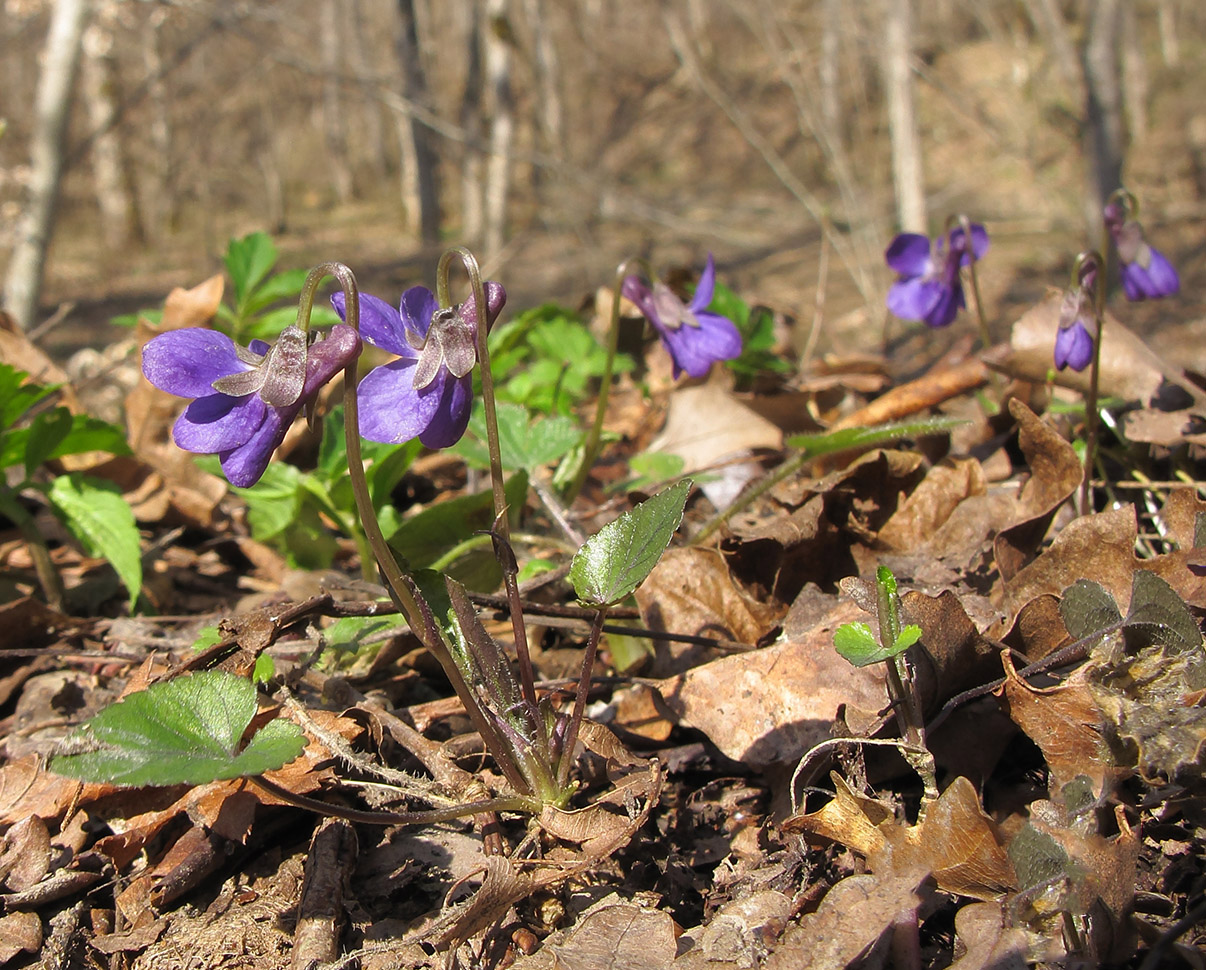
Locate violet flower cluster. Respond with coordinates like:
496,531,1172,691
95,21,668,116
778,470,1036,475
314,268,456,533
1103,200,1179,302
332,281,506,448
622,254,741,378
884,223,989,328
142,324,360,487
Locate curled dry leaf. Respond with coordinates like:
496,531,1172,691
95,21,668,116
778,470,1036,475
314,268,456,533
998,655,1117,799
0,814,50,891
993,400,1082,582
948,901,1030,970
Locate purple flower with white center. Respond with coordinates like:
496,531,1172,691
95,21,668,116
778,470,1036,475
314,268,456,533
621,254,742,379
142,324,361,487
332,282,506,448
1103,201,1179,301
1054,259,1099,372
885,223,989,328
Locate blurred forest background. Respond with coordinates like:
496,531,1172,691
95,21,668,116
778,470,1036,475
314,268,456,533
1,0,1204,363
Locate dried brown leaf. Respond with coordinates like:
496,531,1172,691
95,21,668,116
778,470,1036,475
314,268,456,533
551,903,677,970
877,457,987,552
0,815,50,891
0,910,42,963
948,901,1030,970
651,599,888,766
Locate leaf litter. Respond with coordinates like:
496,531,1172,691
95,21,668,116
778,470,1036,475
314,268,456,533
2,269,1206,970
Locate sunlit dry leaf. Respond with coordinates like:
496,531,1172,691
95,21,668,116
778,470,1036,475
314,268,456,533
1003,594,1070,661
991,290,1173,405
999,656,1116,798
948,901,1030,970
782,771,890,857
1122,407,1206,448
876,457,986,551
0,814,50,891
650,599,887,766
994,400,1082,581
0,911,41,963
877,777,1017,901
763,872,928,970
550,903,677,970
1158,489,1206,550
681,891,792,968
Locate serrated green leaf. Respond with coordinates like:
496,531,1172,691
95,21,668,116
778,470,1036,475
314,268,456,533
1059,579,1121,641
833,622,884,666
893,625,922,652
50,671,305,787
785,417,965,456
1124,569,1202,655
47,474,142,611
226,232,278,306
452,403,582,471
570,479,691,608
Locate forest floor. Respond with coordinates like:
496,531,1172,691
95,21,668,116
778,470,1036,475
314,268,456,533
5,95,1206,965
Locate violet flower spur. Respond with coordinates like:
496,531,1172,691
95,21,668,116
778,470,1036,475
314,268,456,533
141,324,361,487
885,223,989,328
621,253,741,379
332,281,506,448
1103,200,1180,301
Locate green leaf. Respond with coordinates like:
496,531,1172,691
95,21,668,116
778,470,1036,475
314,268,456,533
606,451,685,495
50,671,305,787
893,625,923,652
1059,579,1121,641
570,479,691,608
785,417,965,456
451,403,582,471
225,232,278,307
231,462,301,541
47,474,142,611
0,364,58,429
192,625,224,651
49,414,131,460
324,615,397,652
833,622,885,666
22,408,74,478
1124,569,1202,655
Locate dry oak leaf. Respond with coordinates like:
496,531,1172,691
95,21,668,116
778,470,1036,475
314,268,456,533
550,903,678,970
650,598,887,767
0,910,42,964
876,456,987,553
948,900,1030,970
998,654,1117,799
993,400,1082,582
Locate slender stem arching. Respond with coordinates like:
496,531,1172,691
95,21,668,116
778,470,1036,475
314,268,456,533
565,257,643,504
437,246,508,542
1081,266,1106,516
318,261,531,796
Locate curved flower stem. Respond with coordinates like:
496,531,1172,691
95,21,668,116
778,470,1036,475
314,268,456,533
309,261,531,797
437,247,507,542
955,214,993,356
556,608,607,790
565,257,644,505
1081,257,1106,516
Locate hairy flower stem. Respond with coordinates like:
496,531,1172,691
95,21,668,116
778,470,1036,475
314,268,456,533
313,261,532,797
1078,251,1106,516
566,258,642,504
557,608,607,790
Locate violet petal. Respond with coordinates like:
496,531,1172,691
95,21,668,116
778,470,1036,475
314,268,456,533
356,358,443,444
142,329,250,398
173,393,266,453
418,374,474,449
885,234,934,276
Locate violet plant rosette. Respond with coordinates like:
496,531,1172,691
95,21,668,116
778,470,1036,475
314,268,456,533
332,282,506,448
621,253,742,379
885,223,989,328
1103,198,1179,301
141,324,361,487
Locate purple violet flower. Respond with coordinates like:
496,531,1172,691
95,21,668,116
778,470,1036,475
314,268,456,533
621,253,742,378
142,324,361,487
885,223,989,328
1054,262,1099,372
332,282,506,448
1103,201,1179,301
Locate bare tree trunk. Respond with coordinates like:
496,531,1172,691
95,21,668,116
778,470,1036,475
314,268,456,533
394,0,441,242
459,4,485,243
3,0,89,331
1156,0,1179,68
1120,3,1148,142
880,0,926,233
820,0,842,148
521,0,563,159
349,0,389,178
140,6,174,243
1081,0,1124,246
321,0,354,203
81,14,136,249
482,0,514,259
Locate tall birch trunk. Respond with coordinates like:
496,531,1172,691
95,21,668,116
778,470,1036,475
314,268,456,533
880,0,926,233
3,0,89,331
1081,0,1124,246
81,15,136,248
483,0,514,259
394,0,441,242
